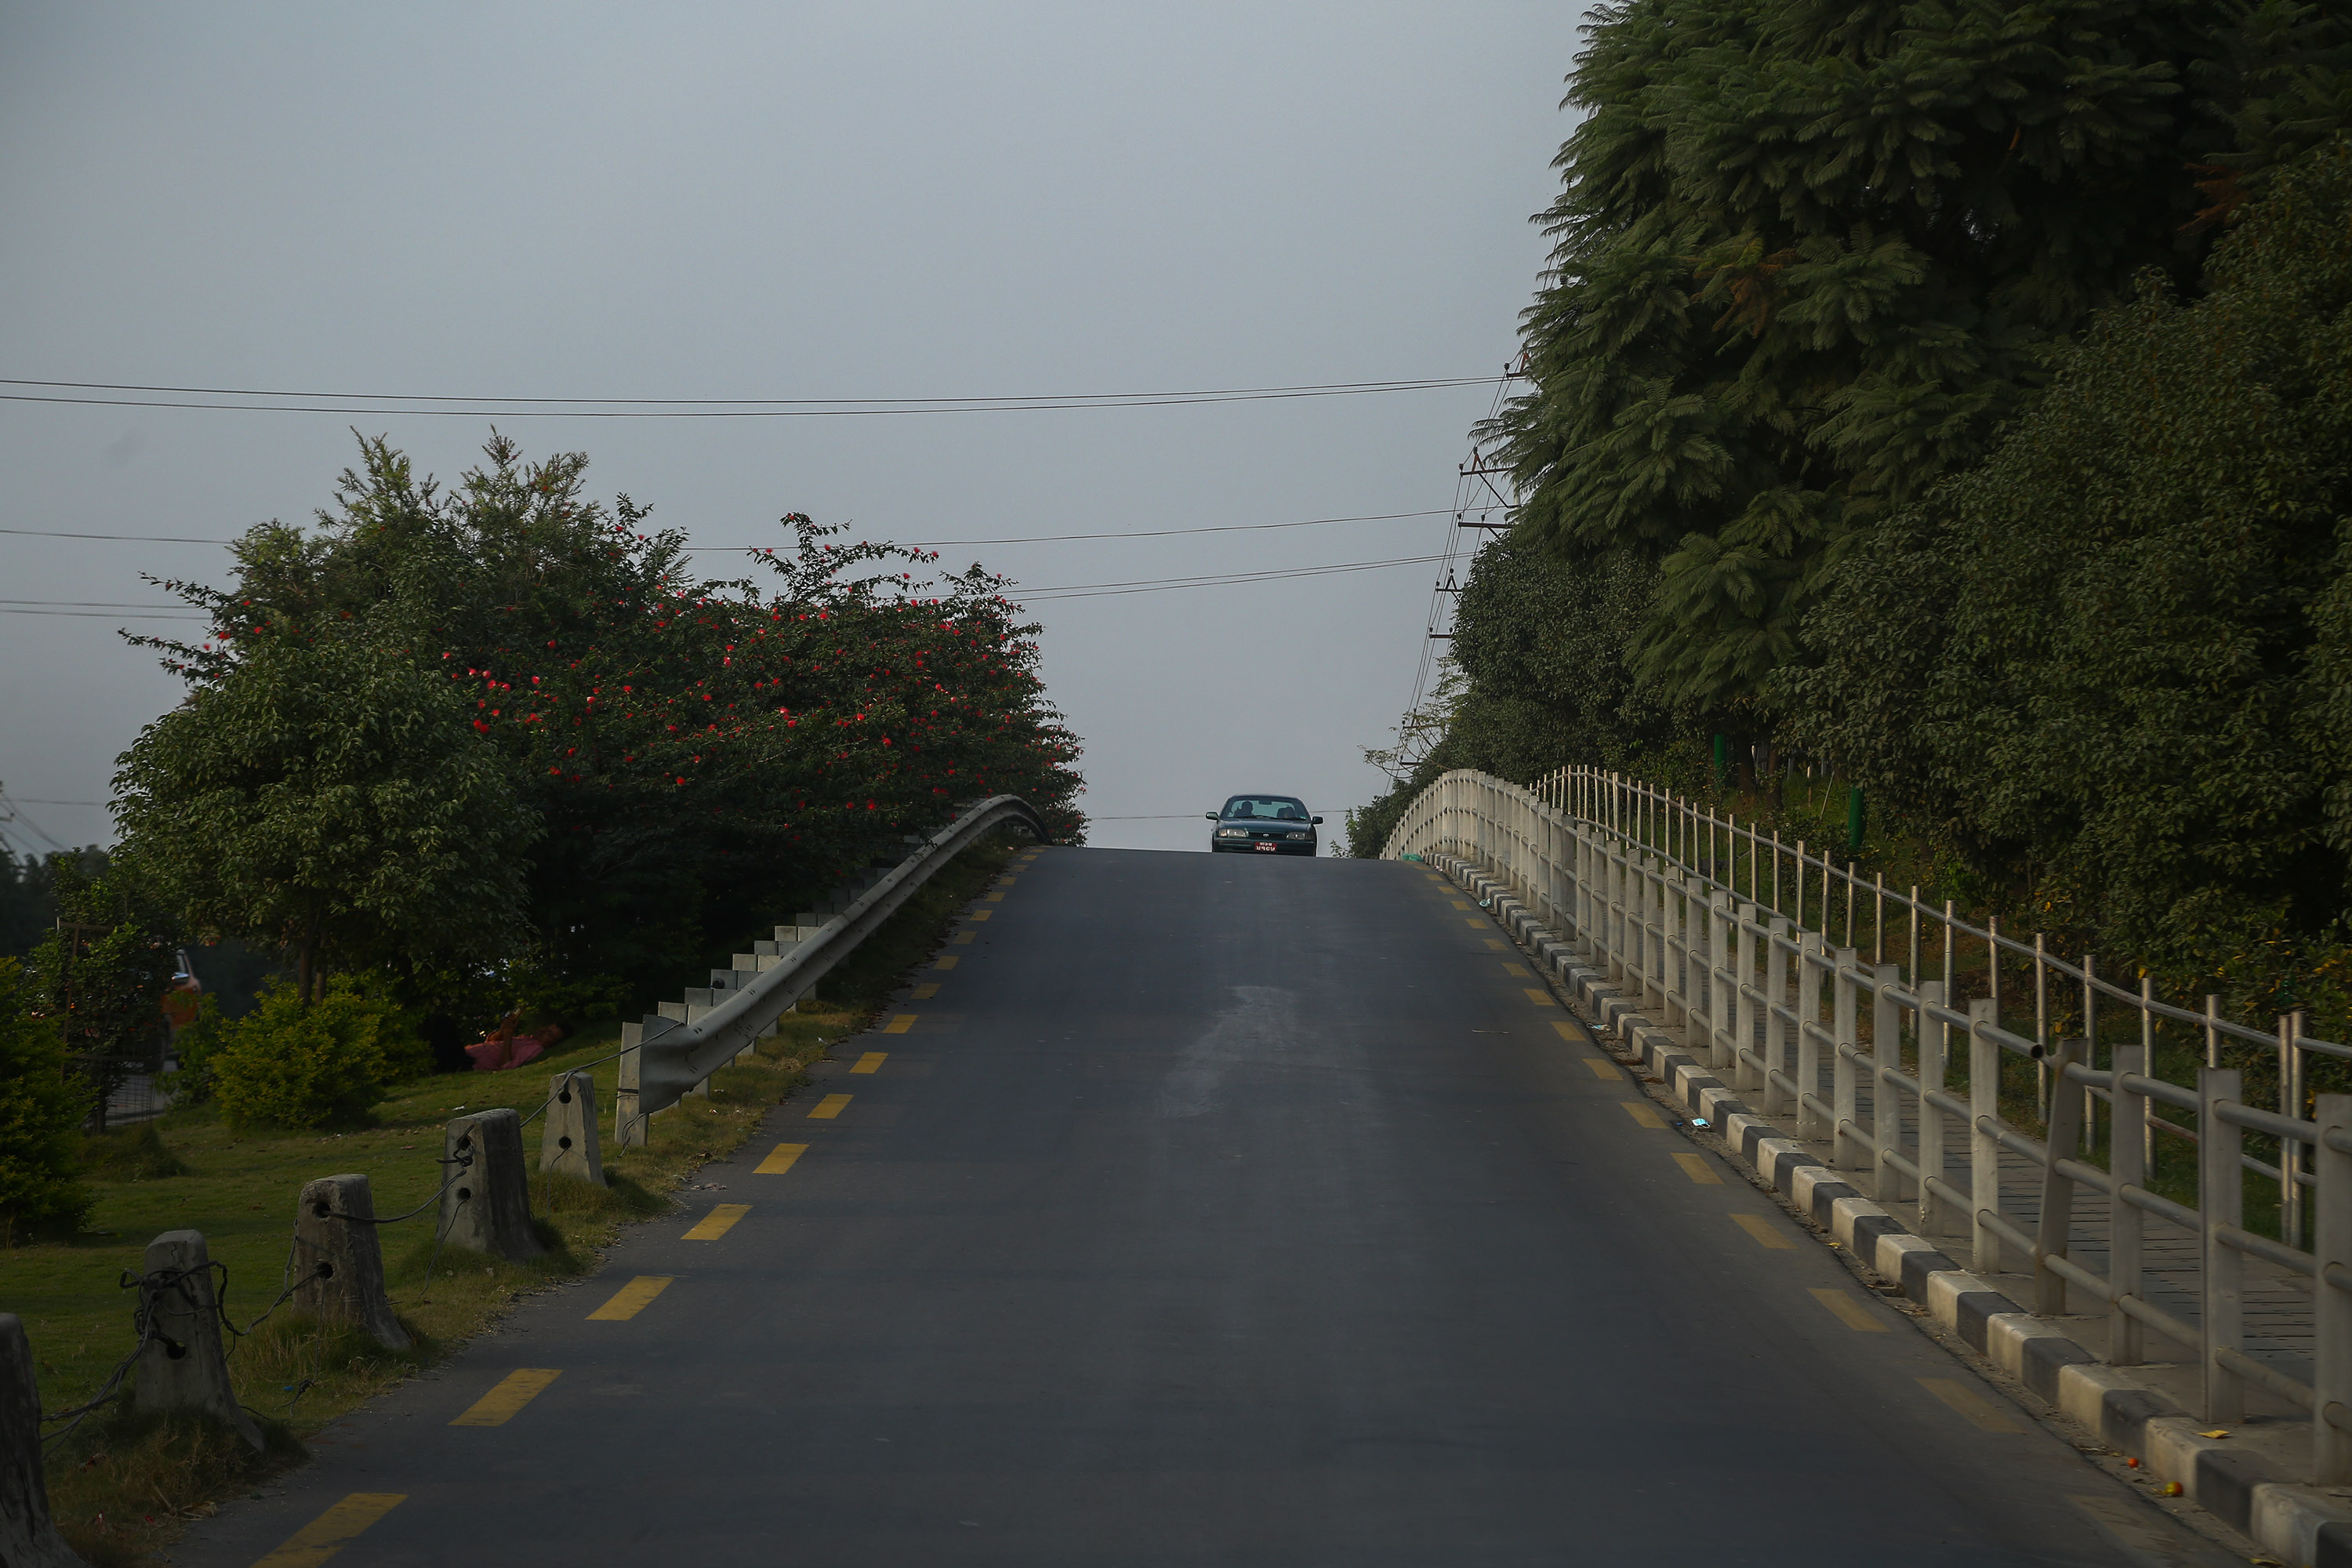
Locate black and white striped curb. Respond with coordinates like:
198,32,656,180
1423,850,2352,1568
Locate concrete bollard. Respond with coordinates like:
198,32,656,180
0,1313,86,1567
290,1175,411,1351
539,1071,604,1185
129,1230,263,1450
439,1109,543,1261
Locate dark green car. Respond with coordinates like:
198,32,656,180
1207,794,1322,855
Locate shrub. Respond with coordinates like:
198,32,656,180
209,978,428,1131
0,956,93,1241
160,991,230,1104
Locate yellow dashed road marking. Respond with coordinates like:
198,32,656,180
883,1014,916,1034
451,1370,561,1426
1621,1102,1665,1129
684,1203,752,1240
1918,1377,2024,1431
587,1276,673,1321
952,931,975,945
808,1093,853,1120
1522,988,1555,1007
933,956,959,970
1550,1021,1581,1043
985,890,1006,902
1484,938,1508,951
851,1051,887,1074
911,982,939,1000
1671,1152,1722,1185
1464,918,1485,928
755,1142,808,1174
1732,1214,1796,1249
1501,962,1530,978
1810,1288,1891,1334
968,909,993,921
1581,1058,1619,1080
1450,899,1472,909
250,1492,407,1566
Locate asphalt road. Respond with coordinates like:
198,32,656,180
180,847,2236,1567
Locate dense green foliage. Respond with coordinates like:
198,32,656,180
1479,0,2349,717
0,847,107,959
120,434,1084,1028
0,957,92,1241
207,978,428,1131
1781,140,2352,1000
115,634,535,1001
20,858,182,1123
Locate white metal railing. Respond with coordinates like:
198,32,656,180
1385,766,2352,1481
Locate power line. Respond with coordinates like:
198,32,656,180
0,375,1505,419
0,507,1454,552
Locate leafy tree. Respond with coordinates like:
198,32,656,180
114,633,539,1001
0,956,91,1242
1482,0,2349,721
131,434,1086,1013
1780,137,2352,1000
20,858,180,1129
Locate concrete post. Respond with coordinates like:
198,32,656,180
440,1109,543,1261
539,1071,604,1185
1761,918,1789,1114
290,1175,410,1350
1733,903,1759,1091
1831,949,1859,1170
1916,982,1947,1233
2201,1067,2245,1422
0,1314,85,1567
1795,934,1824,1138
2313,1094,2352,1483
615,1023,645,1149
2035,1040,2085,1316
129,1230,263,1449
1969,1000,2002,1272
1871,963,1901,1202
2108,1046,2147,1364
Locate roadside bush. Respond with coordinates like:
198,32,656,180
209,979,429,1131
0,956,93,1242
160,991,230,1104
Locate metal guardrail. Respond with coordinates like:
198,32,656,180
1387,766,2352,1485
614,794,1050,1143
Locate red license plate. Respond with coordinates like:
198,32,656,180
1254,840,1279,852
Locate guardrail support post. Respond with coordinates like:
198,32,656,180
2108,1046,2147,1363
1832,949,1860,1170
1970,999,2002,1272
2315,1094,2352,1483
441,1109,544,1261
1795,934,1825,1138
2201,1066,2245,1421
540,1070,604,1185
1762,919,1790,1115
0,1314,82,1567
1871,962,1900,1201
2035,1040,2085,1316
292,1174,411,1350
1917,982,1946,1232
131,1229,263,1448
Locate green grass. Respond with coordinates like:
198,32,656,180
7,829,1025,1565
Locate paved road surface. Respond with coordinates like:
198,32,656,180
180,848,2235,1566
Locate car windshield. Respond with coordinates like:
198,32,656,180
1222,797,1308,821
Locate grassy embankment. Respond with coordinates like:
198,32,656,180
5,833,1023,1566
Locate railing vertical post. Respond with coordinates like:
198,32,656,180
2201,1066,2245,1422
2314,1094,2352,1483
1871,963,1900,1201
1646,857,1667,1015
1832,949,1860,1170
1762,919,1790,1114
2035,1039,2085,1316
1917,981,1946,1232
2109,1044,2147,1364
1969,999,2002,1272
1710,893,1735,1071
1796,935,1825,1138
615,1023,646,1148
1734,902,1759,1091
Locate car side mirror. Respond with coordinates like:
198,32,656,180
1204,812,1218,820
1312,816,1323,825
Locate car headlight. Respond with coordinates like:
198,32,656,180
1216,827,1248,837
1287,831,1308,840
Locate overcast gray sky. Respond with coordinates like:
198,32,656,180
1,2,1577,856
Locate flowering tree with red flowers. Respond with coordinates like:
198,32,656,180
129,434,1084,1016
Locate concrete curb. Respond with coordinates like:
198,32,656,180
1429,852,2352,1567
